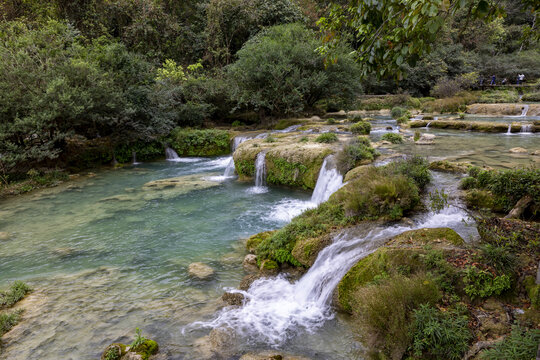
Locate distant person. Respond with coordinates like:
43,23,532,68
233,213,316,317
520,74,525,84
490,75,496,85
502,78,507,85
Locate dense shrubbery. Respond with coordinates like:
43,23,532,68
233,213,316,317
349,121,371,135
227,23,362,119
314,133,338,143
336,137,377,173
168,128,230,156
381,133,404,144
461,167,540,218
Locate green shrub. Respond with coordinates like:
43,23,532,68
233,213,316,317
265,135,277,143
384,156,431,190
459,112,465,119
227,23,362,117
350,121,371,135
521,92,540,102
353,274,440,359
478,90,519,104
460,176,478,190
381,133,404,144
231,120,245,128
480,326,540,360
463,266,511,300
299,136,309,143
337,138,377,173
0,310,22,336
479,244,517,275
326,118,337,125
0,281,31,310
169,128,230,156
348,114,363,123
414,131,421,142
409,304,472,360
391,106,406,119
315,133,338,143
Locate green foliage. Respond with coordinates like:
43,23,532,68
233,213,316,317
414,131,421,142
409,304,472,360
352,274,440,359
521,92,540,102
480,326,540,360
169,128,230,156
326,118,337,125
315,133,338,143
265,135,277,143
227,23,362,118
479,244,517,275
478,90,519,103
349,121,371,135
391,107,406,119
336,138,377,173
130,328,147,349
463,266,511,300
231,120,245,128
0,310,23,337
381,133,404,144
0,281,32,310
384,156,431,190
104,346,121,360
422,93,479,114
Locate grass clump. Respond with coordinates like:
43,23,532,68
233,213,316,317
337,137,377,173
0,310,23,337
315,133,338,143
169,128,230,156
521,91,540,102
350,121,371,135
381,133,404,144
326,118,337,125
391,106,406,119
480,326,540,360
0,281,31,310
478,90,519,104
409,304,472,360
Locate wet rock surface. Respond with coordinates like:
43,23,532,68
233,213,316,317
188,262,215,280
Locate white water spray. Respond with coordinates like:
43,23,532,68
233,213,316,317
520,124,533,133
311,156,343,204
224,136,250,177
521,105,529,117
247,152,269,194
165,147,180,160
191,205,470,346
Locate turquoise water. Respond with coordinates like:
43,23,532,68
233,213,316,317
0,158,360,359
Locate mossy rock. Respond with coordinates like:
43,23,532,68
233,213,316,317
337,228,464,312
246,231,275,253
131,339,159,360
101,343,127,360
265,145,333,189
291,234,332,267
343,165,372,182
429,160,472,174
260,259,278,270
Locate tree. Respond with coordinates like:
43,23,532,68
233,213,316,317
318,0,502,78
227,23,361,120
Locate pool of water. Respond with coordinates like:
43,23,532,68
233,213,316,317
0,158,361,359
369,118,539,169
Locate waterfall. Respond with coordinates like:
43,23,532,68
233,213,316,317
311,156,343,204
506,124,512,134
132,151,140,165
426,121,432,128
165,147,180,160
191,205,470,346
255,152,267,187
520,124,533,133
521,105,529,117
224,136,250,177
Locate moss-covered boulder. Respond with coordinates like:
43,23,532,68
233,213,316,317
524,276,540,309
130,339,159,360
246,231,275,253
429,160,472,174
233,135,335,189
101,339,158,360
291,234,332,267
101,343,127,360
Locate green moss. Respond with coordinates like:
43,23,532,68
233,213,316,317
391,228,465,246
274,119,304,130
131,339,159,360
260,259,278,270
169,128,230,156
381,133,404,144
235,159,256,179
291,235,331,267
246,231,275,253
524,276,540,309
429,160,472,174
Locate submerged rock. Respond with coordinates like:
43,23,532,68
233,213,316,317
240,351,312,360
0,231,11,241
509,147,528,153
194,327,239,360
415,133,435,145
242,254,258,273
188,262,215,280
222,292,245,306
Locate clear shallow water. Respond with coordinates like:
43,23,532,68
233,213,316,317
1,158,360,359
369,117,539,169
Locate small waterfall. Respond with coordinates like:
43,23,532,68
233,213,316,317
426,121,432,128
224,136,250,177
165,147,180,160
311,156,343,204
192,205,470,346
132,151,140,165
521,105,529,117
506,124,512,134
255,152,267,187
520,124,533,133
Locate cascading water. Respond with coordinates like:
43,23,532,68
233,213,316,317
521,105,529,117
426,121,432,128
132,151,140,165
520,124,533,133
191,205,471,347
506,124,512,134
246,151,269,194
311,156,343,204
224,136,250,177
165,147,180,160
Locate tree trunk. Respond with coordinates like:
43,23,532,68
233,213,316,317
504,195,533,219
